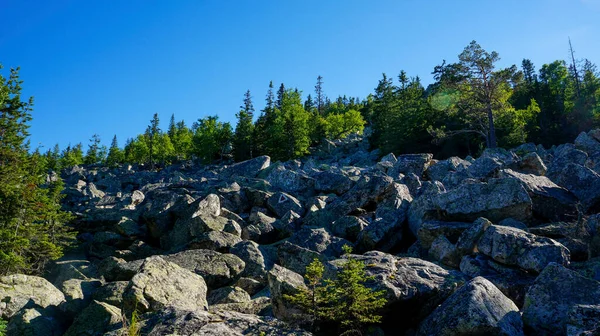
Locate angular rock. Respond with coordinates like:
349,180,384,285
478,225,570,273
92,281,129,307
230,241,267,283
429,235,460,268
522,263,600,335
123,256,208,313
418,220,474,250
6,306,66,336
0,275,65,319
455,217,492,257
314,170,354,195
549,163,600,213
187,230,242,253
207,286,251,305
519,152,547,176
342,252,468,328
268,264,307,321
163,249,245,289
417,277,524,336
460,254,536,308
266,192,304,218
499,169,577,221
329,216,368,241
356,183,412,252
59,278,103,317
63,301,123,336
142,306,311,336
409,178,532,236
222,155,271,178
388,153,433,178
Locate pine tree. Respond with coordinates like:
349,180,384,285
106,135,125,167
253,81,275,157
171,120,193,160
233,90,255,161
146,113,161,168
315,75,325,115
279,89,310,160
168,113,177,138
192,116,233,163
331,245,387,333
0,64,73,275
84,133,103,165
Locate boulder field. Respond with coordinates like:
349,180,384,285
4,130,600,335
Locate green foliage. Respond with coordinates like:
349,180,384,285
106,135,125,167
284,246,386,334
0,64,74,275
60,143,84,168
324,109,365,139
234,90,255,161
192,115,233,163
171,120,193,161
84,133,106,165
0,318,6,336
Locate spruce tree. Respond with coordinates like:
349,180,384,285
0,65,73,275
146,113,161,168
106,135,125,167
233,90,255,161
84,133,103,165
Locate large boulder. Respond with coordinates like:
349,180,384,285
268,264,307,321
230,241,267,284
339,252,468,329
388,153,433,178
266,192,304,218
63,301,123,336
221,155,271,178
314,170,354,195
522,263,600,335
0,275,65,319
356,183,412,252
409,178,532,236
142,306,311,336
418,220,473,250
123,256,208,313
417,277,524,336
163,249,245,289
265,163,315,194
6,306,66,336
478,225,570,273
460,254,536,308
207,286,251,305
548,163,600,213
58,279,103,317
499,169,577,221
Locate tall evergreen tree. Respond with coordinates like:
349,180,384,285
168,113,177,138
0,65,73,275
84,133,104,165
106,135,124,167
233,90,255,161
315,75,325,115
146,113,161,168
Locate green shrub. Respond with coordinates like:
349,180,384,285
284,245,387,334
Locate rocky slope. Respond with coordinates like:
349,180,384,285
4,130,600,335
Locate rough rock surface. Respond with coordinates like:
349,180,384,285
123,256,208,313
417,277,524,336
0,275,65,319
522,263,600,335
478,225,570,273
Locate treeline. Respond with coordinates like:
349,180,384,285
46,41,600,168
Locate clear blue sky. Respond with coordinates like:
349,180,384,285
1,0,599,151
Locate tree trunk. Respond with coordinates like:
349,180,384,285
486,103,497,148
